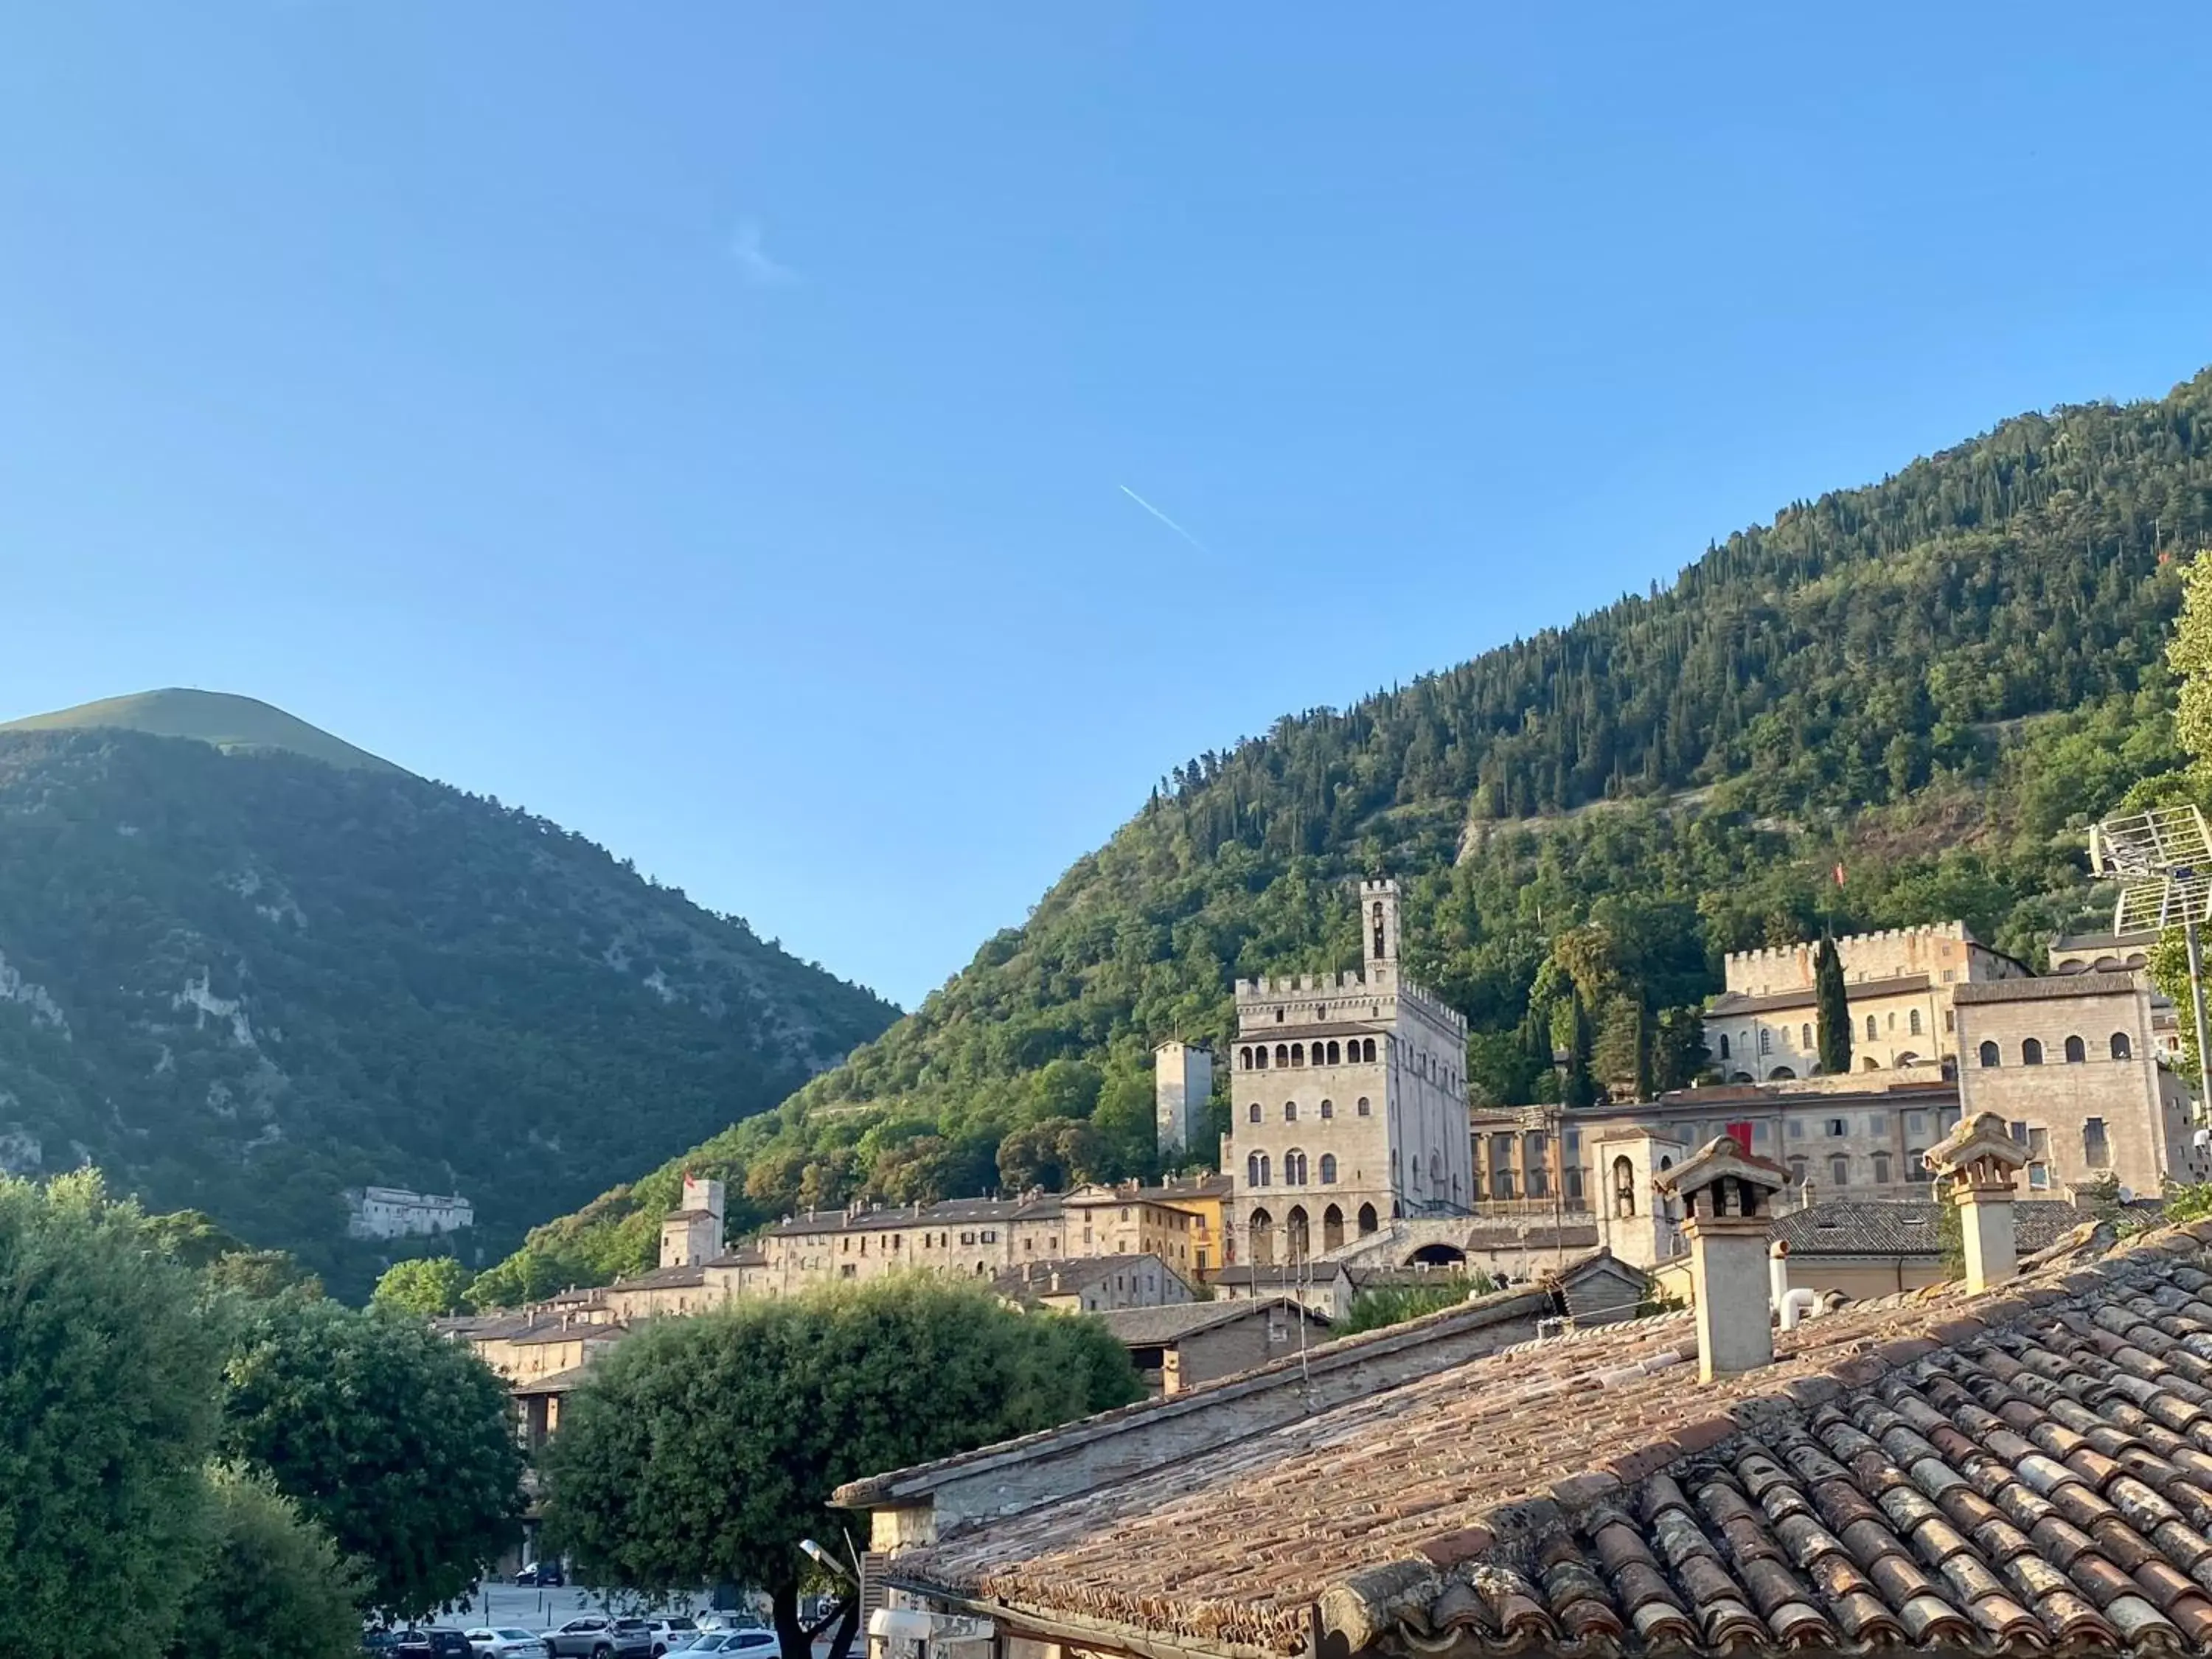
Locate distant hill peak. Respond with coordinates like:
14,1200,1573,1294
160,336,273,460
0,689,408,774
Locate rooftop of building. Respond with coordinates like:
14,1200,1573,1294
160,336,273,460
661,1207,720,1223
1096,1297,1326,1348
607,1262,710,1292
2051,930,2158,953
1630,1078,1958,1113
871,1217,2212,1658
1952,971,2146,1005
1705,972,1933,1018
992,1254,1176,1301
759,1193,1066,1237
1772,1199,2091,1259
509,1362,597,1397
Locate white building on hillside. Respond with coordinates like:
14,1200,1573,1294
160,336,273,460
347,1186,474,1239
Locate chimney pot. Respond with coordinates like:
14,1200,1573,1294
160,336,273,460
1655,1136,1790,1382
1925,1111,2029,1293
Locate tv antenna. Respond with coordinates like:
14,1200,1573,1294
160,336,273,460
2090,804,2212,1117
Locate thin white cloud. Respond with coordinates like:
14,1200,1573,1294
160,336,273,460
1119,484,1212,556
729,219,799,288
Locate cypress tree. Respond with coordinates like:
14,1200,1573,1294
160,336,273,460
1815,933,1853,1075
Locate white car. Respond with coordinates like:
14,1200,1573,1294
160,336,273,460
644,1620,698,1657
465,1632,552,1658
672,1634,777,1656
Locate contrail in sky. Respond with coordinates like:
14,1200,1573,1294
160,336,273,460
1119,484,1212,555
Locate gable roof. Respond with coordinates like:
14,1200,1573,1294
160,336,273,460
992,1254,1177,1301
1953,971,2143,1004
1097,1297,1325,1348
1774,1200,2087,1259
880,1220,2212,1658
1705,973,1930,1018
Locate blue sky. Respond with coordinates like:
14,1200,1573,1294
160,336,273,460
4,6,2211,1009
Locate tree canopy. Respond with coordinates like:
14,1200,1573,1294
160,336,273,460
218,1298,524,1617
543,1278,1142,1658
372,1254,473,1316
164,1467,366,1659
0,1172,225,1654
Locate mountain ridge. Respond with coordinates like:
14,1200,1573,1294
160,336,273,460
1,688,407,774
471,366,2212,1303
0,720,898,1298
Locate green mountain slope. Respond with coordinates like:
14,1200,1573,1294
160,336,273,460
0,723,897,1298
2,688,408,773
475,368,2212,1304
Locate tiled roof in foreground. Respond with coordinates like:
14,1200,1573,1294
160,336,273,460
891,1220,2212,1657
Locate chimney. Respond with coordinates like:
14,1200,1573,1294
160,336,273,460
1925,1110,2029,1293
1654,1136,1790,1382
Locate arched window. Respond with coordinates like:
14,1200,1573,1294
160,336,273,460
1323,1204,1345,1251
1862,1056,1879,1071
1372,900,1386,958
1719,1034,1731,1060
1239,1046,1253,1068
1248,1102,1262,1123
2065,1034,2085,1064
1248,1152,1270,1188
1285,1150,1309,1185
2112,1032,2134,1060
1274,1044,1290,1068
1356,1096,1371,1116
1829,1155,1850,1187
1357,1203,1379,1234
1612,1156,1636,1218
1290,1043,1304,1067
1321,1040,1337,1064
2022,1038,2043,1066
1909,1009,1922,1036
1248,1208,1274,1266
1978,1041,2000,1068
1363,1038,1377,1062
1319,1153,1338,1185
1801,1023,1812,1049
1759,1029,1772,1055
1864,1014,1877,1042
1254,1046,1268,1070
1319,1098,1335,1119
1287,1206,1310,1262
1284,1101,1298,1121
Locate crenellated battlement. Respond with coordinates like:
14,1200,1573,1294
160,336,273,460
1722,921,1967,968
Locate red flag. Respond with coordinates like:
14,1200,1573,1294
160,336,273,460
1832,863,1846,888
1725,1121,1753,1154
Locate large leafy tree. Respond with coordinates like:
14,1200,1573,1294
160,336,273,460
1814,933,1852,1076
218,1299,524,1617
0,1172,225,1653
372,1255,473,1317
542,1279,1142,1659
165,1468,365,1659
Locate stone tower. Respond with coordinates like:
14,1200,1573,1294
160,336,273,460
658,1173,726,1270
1220,877,1472,1266
1154,1041,1214,1158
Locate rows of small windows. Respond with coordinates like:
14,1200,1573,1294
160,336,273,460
1246,1096,1371,1123
1244,1150,1339,1188
1718,1006,1942,1063
1976,1033,2132,1067
1239,1039,1377,1069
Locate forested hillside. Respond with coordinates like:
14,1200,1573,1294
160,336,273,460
0,726,897,1297
474,369,2212,1304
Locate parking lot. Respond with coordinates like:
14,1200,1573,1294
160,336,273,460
424,1587,846,1657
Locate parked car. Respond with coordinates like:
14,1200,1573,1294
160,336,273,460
674,1632,776,1655
362,1634,404,1656
466,1630,554,1658
515,1561,566,1587
383,1632,473,1659
644,1619,698,1657
543,1617,652,1659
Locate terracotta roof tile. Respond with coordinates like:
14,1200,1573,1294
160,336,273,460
888,1225,2212,1657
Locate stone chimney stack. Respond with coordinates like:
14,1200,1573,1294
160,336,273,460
1654,1136,1790,1383
1925,1110,2030,1293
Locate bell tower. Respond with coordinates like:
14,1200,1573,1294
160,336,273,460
1361,878,1399,989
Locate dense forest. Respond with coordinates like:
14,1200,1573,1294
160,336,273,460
475,368,2212,1303
0,725,897,1298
